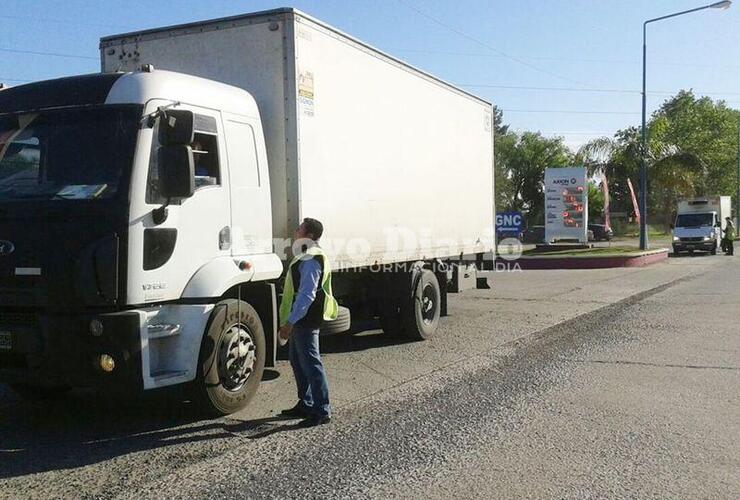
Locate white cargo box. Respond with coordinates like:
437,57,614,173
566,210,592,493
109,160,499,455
101,8,495,269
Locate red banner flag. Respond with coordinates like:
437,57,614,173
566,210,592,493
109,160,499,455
601,174,611,232
627,178,640,226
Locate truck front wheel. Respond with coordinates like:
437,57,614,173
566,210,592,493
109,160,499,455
191,299,265,417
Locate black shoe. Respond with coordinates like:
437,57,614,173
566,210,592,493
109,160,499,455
281,403,310,418
298,414,331,427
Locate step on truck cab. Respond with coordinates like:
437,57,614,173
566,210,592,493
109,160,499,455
0,9,494,415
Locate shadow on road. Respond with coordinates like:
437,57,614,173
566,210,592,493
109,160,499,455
321,320,416,354
668,252,715,258
0,374,300,480
0,322,412,480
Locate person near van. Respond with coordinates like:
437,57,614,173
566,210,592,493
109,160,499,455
722,217,735,255
278,217,338,427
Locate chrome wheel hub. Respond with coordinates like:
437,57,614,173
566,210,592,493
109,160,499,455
420,283,437,325
218,324,256,391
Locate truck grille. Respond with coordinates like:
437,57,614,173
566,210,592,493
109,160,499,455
0,311,37,327
680,237,704,242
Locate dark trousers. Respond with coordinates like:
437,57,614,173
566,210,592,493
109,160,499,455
288,326,331,417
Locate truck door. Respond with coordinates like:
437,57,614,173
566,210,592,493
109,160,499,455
222,114,272,257
136,106,231,303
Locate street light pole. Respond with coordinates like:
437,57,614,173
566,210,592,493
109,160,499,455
736,120,740,227
639,0,732,251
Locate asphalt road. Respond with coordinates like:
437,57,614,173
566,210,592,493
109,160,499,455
1,254,738,499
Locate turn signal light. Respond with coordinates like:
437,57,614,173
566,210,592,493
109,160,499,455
97,354,116,373
238,260,253,271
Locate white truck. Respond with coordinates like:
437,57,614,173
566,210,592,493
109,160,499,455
0,9,494,415
672,196,731,255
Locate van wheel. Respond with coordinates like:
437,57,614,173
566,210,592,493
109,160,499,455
190,299,265,417
402,269,441,341
321,306,351,335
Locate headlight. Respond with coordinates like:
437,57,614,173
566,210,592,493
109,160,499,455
673,236,680,242
703,236,713,241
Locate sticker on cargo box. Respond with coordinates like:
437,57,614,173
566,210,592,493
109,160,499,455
298,70,315,117
484,109,492,132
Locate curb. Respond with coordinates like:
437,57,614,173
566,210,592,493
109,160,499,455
499,248,670,270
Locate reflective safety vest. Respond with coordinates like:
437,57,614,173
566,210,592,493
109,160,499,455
279,245,339,327
725,224,736,241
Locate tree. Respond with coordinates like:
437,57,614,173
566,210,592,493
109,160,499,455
588,183,604,222
496,131,573,223
491,105,509,136
578,90,740,230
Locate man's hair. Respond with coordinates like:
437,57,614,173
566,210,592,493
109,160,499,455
302,217,324,241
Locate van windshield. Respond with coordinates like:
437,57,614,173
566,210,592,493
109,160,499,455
675,213,714,228
0,105,141,202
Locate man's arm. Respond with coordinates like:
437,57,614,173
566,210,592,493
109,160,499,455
287,258,322,325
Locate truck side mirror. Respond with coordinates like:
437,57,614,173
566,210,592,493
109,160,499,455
161,110,195,145
159,145,195,199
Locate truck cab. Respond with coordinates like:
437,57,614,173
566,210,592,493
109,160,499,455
0,69,283,413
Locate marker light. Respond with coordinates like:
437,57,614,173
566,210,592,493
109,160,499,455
98,354,116,373
89,319,104,337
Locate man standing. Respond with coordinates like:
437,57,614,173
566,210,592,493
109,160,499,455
722,217,735,255
278,218,338,426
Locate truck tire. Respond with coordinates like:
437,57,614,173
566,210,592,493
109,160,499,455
711,243,717,255
321,306,351,335
402,269,441,341
190,299,265,417
9,383,71,400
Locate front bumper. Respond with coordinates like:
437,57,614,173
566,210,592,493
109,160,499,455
673,240,716,252
0,310,142,389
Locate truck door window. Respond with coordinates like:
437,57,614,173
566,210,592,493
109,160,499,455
224,120,260,188
191,132,220,189
146,112,221,204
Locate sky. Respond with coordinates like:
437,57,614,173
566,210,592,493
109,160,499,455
1,0,738,150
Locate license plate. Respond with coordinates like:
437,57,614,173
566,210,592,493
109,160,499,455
0,331,11,350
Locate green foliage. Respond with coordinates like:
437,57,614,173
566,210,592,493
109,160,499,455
495,130,573,224
588,183,604,221
578,91,740,230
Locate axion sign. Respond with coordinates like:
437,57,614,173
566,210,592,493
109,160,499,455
544,167,588,244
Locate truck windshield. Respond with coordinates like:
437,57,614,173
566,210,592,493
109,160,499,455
0,105,141,202
675,213,714,228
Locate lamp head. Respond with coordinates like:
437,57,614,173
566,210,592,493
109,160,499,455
710,1,732,9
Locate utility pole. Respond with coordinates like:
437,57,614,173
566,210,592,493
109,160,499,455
639,1,732,250
736,120,740,227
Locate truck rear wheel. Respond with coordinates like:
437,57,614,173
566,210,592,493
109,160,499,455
402,269,441,341
191,299,265,417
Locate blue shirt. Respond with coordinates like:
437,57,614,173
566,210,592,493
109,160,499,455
288,258,322,325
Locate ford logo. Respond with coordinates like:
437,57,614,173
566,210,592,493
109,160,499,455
0,240,15,256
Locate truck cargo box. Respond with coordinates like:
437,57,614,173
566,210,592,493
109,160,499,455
101,8,494,269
